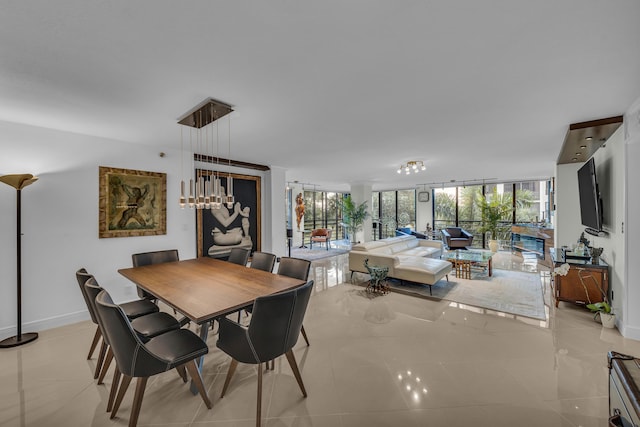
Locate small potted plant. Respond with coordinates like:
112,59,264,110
577,265,615,328
586,301,615,328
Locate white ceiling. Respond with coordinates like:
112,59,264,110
2,1,639,191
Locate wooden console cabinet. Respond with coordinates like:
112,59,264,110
550,248,609,308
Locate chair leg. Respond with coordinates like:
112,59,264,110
107,366,121,412
185,360,212,409
284,350,307,397
300,325,310,346
94,341,108,379
87,326,101,359
256,364,263,427
111,374,132,419
98,346,113,385
176,365,188,383
220,358,239,398
128,377,148,427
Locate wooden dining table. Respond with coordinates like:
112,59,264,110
118,256,306,392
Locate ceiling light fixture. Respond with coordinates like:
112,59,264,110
397,160,426,175
177,98,234,209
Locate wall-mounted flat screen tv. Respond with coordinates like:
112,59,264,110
577,157,603,233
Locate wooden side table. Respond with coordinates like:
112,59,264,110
455,259,471,279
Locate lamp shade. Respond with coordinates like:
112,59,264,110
0,174,38,190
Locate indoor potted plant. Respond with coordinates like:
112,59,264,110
577,264,615,328
587,301,615,328
477,190,512,252
339,195,369,244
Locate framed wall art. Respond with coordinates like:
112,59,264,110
98,166,167,238
196,170,261,258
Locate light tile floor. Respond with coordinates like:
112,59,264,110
1,253,638,426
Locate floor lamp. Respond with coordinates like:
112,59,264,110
0,174,39,348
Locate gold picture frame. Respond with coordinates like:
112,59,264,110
99,166,167,238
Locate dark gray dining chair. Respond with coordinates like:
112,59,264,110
95,289,211,427
76,268,161,378
131,249,179,301
249,251,277,273
240,252,278,321
216,280,313,427
84,276,181,403
227,247,250,266
277,257,312,346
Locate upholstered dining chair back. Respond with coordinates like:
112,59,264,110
94,289,211,427
76,268,99,325
276,257,311,281
94,289,167,377
216,280,313,427
131,249,179,267
275,257,312,346
131,250,179,300
227,247,250,266
247,280,314,361
84,277,110,342
249,251,277,273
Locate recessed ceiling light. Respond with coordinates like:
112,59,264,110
585,136,593,141
572,157,577,161
576,152,581,156
580,145,587,149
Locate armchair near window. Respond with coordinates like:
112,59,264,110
442,227,474,249
310,228,332,250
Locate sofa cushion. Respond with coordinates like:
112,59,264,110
399,246,439,258
394,257,452,284
447,229,461,238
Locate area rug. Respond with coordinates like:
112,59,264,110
289,247,350,261
383,269,546,320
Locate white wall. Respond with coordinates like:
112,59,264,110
554,125,630,335
0,120,281,339
623,96,640,339
591,128,625,326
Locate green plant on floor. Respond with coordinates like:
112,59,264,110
576,266,613,319
339,195,369,243
586,301,612,318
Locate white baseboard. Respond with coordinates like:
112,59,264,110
0,310,90,341
618,322,640,341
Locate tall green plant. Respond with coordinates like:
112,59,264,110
477,189,512,240
339,195,369,243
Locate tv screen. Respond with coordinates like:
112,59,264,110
577,157,602,231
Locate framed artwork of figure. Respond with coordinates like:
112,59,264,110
98,166,166,238
196,170,261,258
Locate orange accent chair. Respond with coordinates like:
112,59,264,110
310,228,332,250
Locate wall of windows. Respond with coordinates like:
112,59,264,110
433,180,551,248
371,190,416,239
302,190,347,243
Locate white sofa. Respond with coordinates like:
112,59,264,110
348,235,452,294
